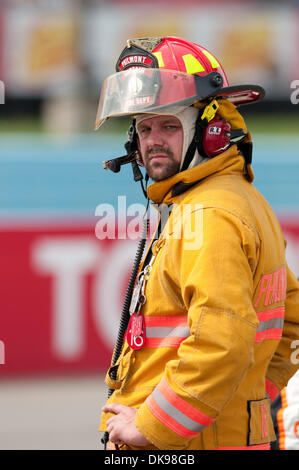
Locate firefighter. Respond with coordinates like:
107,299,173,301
95,37,299,450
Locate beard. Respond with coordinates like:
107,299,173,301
143,146,181,182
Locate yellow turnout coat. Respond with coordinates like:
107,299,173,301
100,108,299,450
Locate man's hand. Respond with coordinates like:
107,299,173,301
102,403,150,447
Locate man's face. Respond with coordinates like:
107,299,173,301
136,115,183,182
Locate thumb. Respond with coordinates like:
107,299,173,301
102,403,134,416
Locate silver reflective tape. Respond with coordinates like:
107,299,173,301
257,317,284,333
145,326,190,339
152,387,205,433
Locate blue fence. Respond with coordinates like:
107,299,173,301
0,133,298,218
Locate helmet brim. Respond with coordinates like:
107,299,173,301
95,70,265,131
208,84,265,107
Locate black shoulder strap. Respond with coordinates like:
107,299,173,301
180,114,209,172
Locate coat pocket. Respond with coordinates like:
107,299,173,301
105,346,134,390
247,398,276,445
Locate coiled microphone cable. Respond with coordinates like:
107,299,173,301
101,214,149,449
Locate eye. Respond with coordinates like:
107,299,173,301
164,124,180,131
138,126,150,137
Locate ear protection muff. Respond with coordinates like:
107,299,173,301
181,100,247,171
202,118,246,158
202,118,231,157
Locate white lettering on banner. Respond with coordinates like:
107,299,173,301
32,237,100,360
27,228,298,364
92,240,138,349
0,340,5,364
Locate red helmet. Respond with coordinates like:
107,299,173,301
117,36,229,86
95,36,264,130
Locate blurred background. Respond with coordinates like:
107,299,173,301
0,0,298,450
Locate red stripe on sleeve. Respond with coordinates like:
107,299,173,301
158,377,215,426
146,394,198,439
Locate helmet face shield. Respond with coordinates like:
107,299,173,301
95,36,265,131
94,68,223,130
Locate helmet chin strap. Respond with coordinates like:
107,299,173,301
180,149,209,172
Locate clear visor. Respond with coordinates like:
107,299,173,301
94,68,203,130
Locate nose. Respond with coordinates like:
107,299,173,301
147,124,164,147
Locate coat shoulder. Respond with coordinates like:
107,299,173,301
182,174,259,228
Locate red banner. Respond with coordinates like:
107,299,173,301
0,220,138,376
0,216,298,377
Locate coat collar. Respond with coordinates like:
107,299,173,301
146,145,254,205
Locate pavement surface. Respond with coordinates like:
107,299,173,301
0,374,107,450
